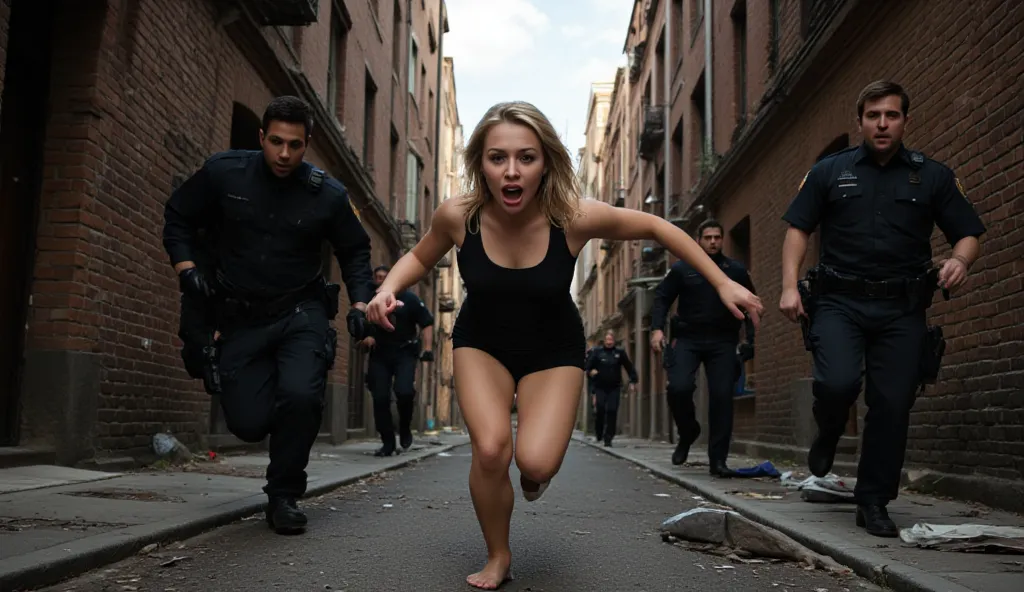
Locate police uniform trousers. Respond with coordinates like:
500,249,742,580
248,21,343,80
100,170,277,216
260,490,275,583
665,333,740,463
592,384,622,443
808,293,926,506
366,345,418,443
217,299,331,499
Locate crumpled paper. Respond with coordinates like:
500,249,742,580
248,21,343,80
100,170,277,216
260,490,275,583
900,523,1024,553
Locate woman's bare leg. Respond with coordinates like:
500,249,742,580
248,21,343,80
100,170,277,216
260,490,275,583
514,367,584,495
454,348,517,590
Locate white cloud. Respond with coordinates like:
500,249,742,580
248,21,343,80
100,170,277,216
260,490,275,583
591,0,628,12
564,56,624,89
443,0,550,75
560,24,587,38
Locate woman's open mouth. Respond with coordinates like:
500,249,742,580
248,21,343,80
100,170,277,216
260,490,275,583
501,185,523,206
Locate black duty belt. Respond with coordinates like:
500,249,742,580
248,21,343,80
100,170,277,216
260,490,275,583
221,279,324,321
818,270,928,299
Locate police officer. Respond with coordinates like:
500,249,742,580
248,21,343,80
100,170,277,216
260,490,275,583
650,219,756,475
162,96,374,535
585,330,638,446
360,265,435,456
584,342,602,439
779,80,985,537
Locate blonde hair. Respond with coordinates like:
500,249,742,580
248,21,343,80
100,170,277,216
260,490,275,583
460,101,581,232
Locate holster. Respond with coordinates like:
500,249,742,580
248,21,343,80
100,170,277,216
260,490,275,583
797,268,818,352
200,342,223,395
324,326,338,370
919,325,946,387
322,280,341,320
178,285,222,395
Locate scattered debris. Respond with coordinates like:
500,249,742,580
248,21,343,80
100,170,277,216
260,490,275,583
660,507,851,574
729,491,784,500
61,488,186,503
780,471,855,504
900,523,1024,553
160,555,191,568
152,432,192,464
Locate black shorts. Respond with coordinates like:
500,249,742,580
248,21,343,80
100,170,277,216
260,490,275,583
452,336,585,385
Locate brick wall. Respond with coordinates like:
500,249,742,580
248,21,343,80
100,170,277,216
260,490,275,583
704,0,1023,479
0,0,9,102
6,0,422,458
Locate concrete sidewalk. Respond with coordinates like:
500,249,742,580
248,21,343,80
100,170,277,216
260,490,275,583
0,431,469,591
575,433,1024,592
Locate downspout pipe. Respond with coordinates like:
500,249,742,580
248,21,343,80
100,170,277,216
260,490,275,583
704,0,712,151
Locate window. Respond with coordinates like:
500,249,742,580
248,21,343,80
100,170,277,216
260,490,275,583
391,0,402,75
408,37,419,96
327,17,349,119
363,69,377,166
406,152,421,221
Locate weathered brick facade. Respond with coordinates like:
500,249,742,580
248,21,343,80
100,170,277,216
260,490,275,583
0,0,449,465
576,0,1022,509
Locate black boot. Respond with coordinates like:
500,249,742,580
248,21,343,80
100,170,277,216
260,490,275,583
856,504,898,537
709,459,736,478
807,430,842,477
374,432,397,457
265,497,307,534
396,396,415,450
671,422,701,465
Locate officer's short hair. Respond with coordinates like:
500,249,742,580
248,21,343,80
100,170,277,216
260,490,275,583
856,80,910,119
697,219,723,238
263,96,314,138
373,265,391,274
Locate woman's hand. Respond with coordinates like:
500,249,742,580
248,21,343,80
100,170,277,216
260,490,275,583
367,290,403,331
718,280,764,330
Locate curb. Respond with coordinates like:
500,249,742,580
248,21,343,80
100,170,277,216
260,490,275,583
574,436,974,592
2,442,464,592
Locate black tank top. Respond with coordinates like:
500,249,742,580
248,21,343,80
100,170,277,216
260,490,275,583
452,218,584,353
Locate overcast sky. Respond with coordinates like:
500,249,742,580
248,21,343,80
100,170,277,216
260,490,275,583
443,0,634,162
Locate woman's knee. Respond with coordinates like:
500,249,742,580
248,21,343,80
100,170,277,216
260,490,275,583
514,447,563,484
472,434,513,474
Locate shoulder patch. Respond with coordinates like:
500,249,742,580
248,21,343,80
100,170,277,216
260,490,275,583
955,177,967,198
798,170,810,191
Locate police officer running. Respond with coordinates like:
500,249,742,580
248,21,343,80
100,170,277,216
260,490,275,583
779,80,985,537
650,219,756,475
162,96,374,535
585,330,639,446
584,341,602,439
360,265,435,456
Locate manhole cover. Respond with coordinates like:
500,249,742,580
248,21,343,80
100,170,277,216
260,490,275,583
61,489,186,503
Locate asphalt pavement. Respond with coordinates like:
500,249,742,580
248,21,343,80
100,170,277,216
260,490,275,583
37,441,878,591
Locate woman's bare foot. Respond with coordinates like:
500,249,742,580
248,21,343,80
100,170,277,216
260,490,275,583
520,475,549,502
466,554,512,590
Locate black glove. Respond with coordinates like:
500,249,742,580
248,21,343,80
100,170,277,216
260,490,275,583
346,308,368,341
420,350,434,362
737,342,755,362
179,267,215,300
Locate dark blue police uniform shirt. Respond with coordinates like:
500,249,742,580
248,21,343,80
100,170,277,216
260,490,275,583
372,289,434,348
163,150,374,304
782,143,986,280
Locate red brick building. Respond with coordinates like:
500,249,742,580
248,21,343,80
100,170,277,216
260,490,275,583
0,0,449,466
578,0,1022,510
